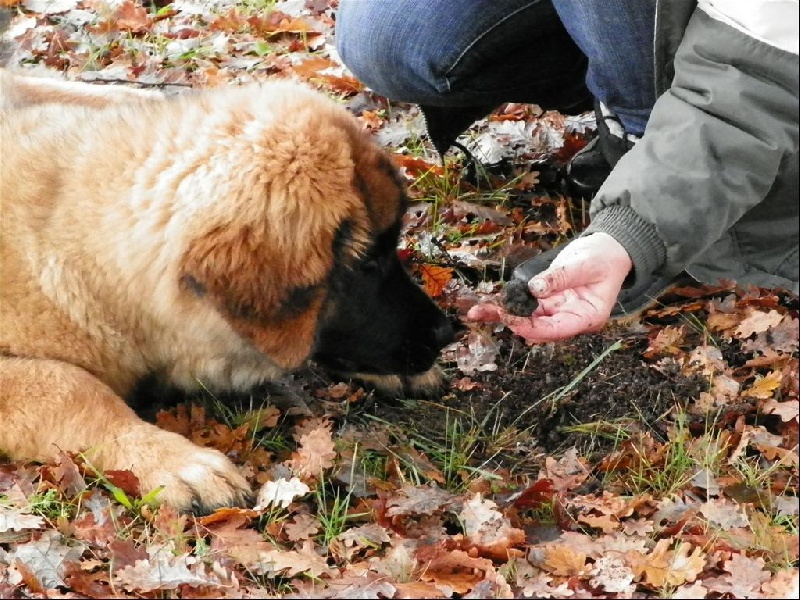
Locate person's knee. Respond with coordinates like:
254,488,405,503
335,0,445,102
336,0,401,95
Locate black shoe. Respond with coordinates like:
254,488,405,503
564,102,637,200
419,104,499,158
564,137,610,200
510,244,695,321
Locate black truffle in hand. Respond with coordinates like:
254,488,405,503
502,279,539,317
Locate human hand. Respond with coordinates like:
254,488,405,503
467,232,633,343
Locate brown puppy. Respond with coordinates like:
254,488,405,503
0,71,453,512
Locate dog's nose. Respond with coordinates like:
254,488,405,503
432,318,455,349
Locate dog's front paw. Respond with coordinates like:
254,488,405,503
115,426,252,514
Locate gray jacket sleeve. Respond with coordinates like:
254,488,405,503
584,8,799,286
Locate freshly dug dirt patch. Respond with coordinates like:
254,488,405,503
359,328,707,470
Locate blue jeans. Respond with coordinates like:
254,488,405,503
335,0,656,136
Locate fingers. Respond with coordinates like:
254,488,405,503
529,265,573,298
466,296,605,344
466,302,504,323
509,310,606,343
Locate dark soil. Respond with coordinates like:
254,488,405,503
352,327,706,471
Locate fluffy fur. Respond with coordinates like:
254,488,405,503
0,71,452,512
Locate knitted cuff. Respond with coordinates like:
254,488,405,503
582,205,667,288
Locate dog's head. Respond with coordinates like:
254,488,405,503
176,84,452,391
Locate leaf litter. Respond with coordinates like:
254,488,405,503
1,0,798,598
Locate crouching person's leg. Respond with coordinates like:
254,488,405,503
335,0,592,152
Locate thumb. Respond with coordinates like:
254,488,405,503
529,264,583,298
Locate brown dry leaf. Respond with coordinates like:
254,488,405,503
589,552,635,594
734,308,785,339
460,494,525,560
707,310,744,335
671,581,710,598
251,541,331,579
621,518,655,536
114,544,234,591
520,573,575,599
71,490,123,547
419,264,454,298
644,325,686,359
544,447,590,491
393,446,446,484
207,518,272,569
63,562,114,598
284,419,336,482
555,196,574,234
238,406,281,431
385,485,458,517
682,345,727,377
52,451,87,497
290,56,338,79
528,544,587,577
761,398,799,422
451,200,513,226
542,545,588,577
627,539,705,588
392,154,444,178
114,0,151,33
336,522,391,549
577,512,619,533
743,369,783,399
284,512,320,542
5,530,86,589
417,548,495,595
704,553,771,598
333,522,391,562
314,572,397,599
699,498,748,529
506,478,556,510
394,581,447,598
0,506,44,541
760,568,800,599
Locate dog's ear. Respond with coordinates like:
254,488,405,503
180,224,326,369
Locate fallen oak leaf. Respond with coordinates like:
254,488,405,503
114,544,233,592
417,547,495,595
254,477,310,510
528,544,588,577
4,530,86,589
502,478,556,510
114,0,152,33
743,369,783,399
626,539,705,588
0,506,44,536
391,154,444,178
251,541,331,578
284,418,337,482
761,398,799,422
544,448,591,492
589,552,635,594
644,325,686,359
704,553,771,598
385,485,459,517
734,308,785,339
460,494,526,560
284,512,320,542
